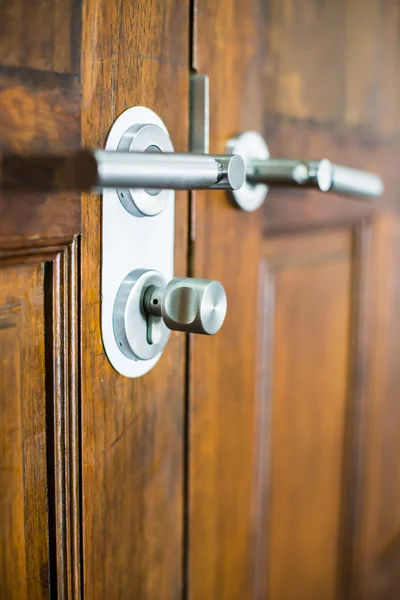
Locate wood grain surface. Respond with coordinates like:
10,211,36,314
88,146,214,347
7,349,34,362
81,1,189,598
1,1,400,599
0,47,81,246
0,270,49,600
189,1,265,598
262,230,353,600
350,215,400,599
0,1,82,598
0,0,80,73
263,0,400,134
189,1,400,599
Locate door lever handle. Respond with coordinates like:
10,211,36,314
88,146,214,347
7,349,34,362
246,158,383,198
0,150,244,191
0,117,246,217
1,132,244,218
227,131,384,211
85,150,244,192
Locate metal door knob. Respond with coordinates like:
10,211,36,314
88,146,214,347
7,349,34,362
144,277,227,335
227,131,384,211
113,270,227,364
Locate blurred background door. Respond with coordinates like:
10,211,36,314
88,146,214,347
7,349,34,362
188,2,400,600
0,1,399,599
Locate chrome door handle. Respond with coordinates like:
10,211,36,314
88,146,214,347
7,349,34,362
82,150,244,191
227,131,384,211
1,123,244,218
246,159,383,197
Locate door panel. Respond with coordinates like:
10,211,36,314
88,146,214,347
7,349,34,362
353,215,400,599
0,0,78,73
262,230,352,599
190,1,400,600
1,1,400,599
1,0,191,597
264,0,400,134
81,1,189,598
0,246,81,600
189,1,264,598
261,119,400,231
0,1,82,598
0,267,48,600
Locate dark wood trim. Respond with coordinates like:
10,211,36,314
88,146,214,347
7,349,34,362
0,242,78,267
0,235,82,599
45,239,82,600
264,113,400,146
252,258,276,599
0,65,78,89
336,220,374,599
70,0,83,76
0,301,21,328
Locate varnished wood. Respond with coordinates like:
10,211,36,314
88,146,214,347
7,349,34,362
0,266,49,599
0,0,78,73
263,230,352,599
1,1,400,599
81,1,189,598
189,1,265,598
0,1,82,598
190,1,400,600
264,0,400,134
260,0,400,233
261,117,400,233
350,214,400,599
0,244,81,600
0,67,81,245
0,301,29,600
45,241,81,598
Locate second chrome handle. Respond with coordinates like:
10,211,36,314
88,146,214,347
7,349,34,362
227,131,384,211
247,158,383,198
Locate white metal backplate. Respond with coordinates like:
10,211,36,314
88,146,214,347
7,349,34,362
102,107,174,377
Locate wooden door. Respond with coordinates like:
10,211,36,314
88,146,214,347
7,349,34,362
188,2,400,600
0,3,82,596
1,1,399,600
0,1,189,598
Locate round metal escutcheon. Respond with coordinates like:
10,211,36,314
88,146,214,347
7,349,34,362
226,131,270,212
113,269,171,361
116,122,174,217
